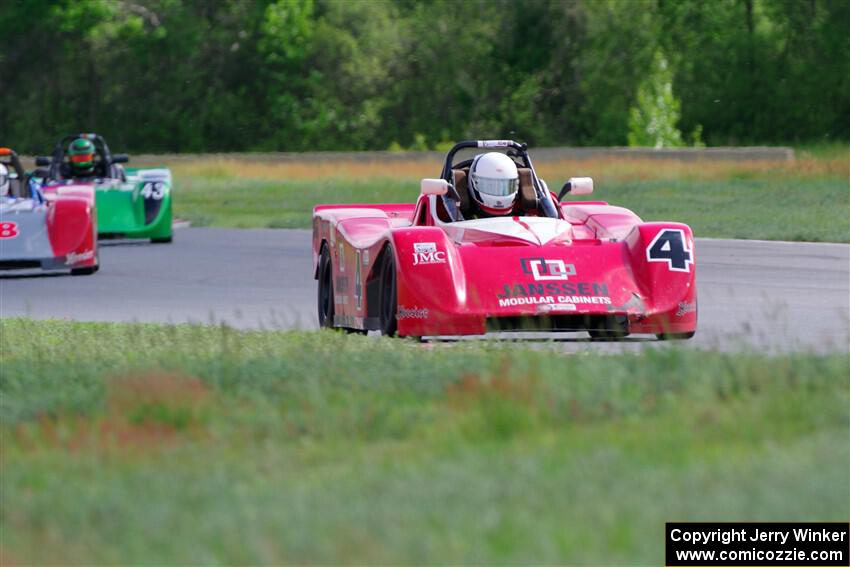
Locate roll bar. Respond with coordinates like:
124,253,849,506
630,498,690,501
0,148,35,199
439,140,559,219
39,133,117,181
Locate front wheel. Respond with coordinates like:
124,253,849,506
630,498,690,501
70,265,98,276
656,331,696,340
588,329,629,341
588,315,629,340
71,252,99,276
317,244,334,328
378,249,397,337
151,236,172,244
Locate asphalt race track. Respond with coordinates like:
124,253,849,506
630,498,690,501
2,228,848,353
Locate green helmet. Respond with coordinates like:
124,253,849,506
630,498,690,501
68,138,95,173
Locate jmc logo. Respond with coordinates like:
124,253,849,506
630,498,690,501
520,257,576,281
412,242,446,266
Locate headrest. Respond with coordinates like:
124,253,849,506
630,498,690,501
452,168,471,215
517,168,537,212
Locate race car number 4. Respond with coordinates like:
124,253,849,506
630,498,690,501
646,229,693,272
0,221,19,239
141,181,166,200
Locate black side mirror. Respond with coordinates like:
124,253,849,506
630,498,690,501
112,154,129,164
557,181,572,201
35,156,51,167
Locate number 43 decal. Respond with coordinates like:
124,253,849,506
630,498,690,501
646,229,693,272
140,181,165,200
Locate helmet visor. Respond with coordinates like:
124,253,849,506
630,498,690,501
472,174,519,197
70,154,94,167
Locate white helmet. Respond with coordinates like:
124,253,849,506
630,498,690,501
0,164,9,197
469,152,519,215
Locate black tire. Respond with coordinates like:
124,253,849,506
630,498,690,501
151,236,173,244
317,244,335,328
377,250,397,337
587,315,629,340
656,331,696,340
71,251,99,276
588,329,629,340
70,265,98,276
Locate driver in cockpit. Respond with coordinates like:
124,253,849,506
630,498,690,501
0,164,10,199
467,152,520,217
65,138,98,179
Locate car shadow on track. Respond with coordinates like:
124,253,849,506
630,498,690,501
423,335,658,343
98,239,154,248
0,271,71,280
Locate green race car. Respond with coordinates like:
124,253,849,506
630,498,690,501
35,133,173,243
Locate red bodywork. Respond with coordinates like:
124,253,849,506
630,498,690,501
43,184,98,267
1,145,98,273
312,193,697,339
0,183,98,272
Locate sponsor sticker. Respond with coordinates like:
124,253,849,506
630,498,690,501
536,303,578,313
520,257,576,281
397,306,429,319
499,295,611,308
413,242,436,253
497,281,611,308
362,249,370,266
413,242,446,266
480,140,513,148
338,241,345,272
65,250,94,265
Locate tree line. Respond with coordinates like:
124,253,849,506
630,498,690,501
2,0,847,154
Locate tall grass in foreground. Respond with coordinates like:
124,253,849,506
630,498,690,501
1,319,848,564
171,152,850,241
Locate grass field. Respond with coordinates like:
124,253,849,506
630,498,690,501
2,318,848,564
170,150,850,242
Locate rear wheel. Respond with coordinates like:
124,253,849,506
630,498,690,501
378,250,397,337
317,244,334,328
656,331,696,340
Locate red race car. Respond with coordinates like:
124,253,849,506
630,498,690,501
312,140,696,340
0,147,98,275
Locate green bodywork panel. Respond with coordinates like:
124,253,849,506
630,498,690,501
95,167,173,240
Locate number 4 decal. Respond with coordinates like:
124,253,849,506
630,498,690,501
646,229,693,272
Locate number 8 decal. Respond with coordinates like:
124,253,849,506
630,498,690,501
0,221,19,239
646,228,693,272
